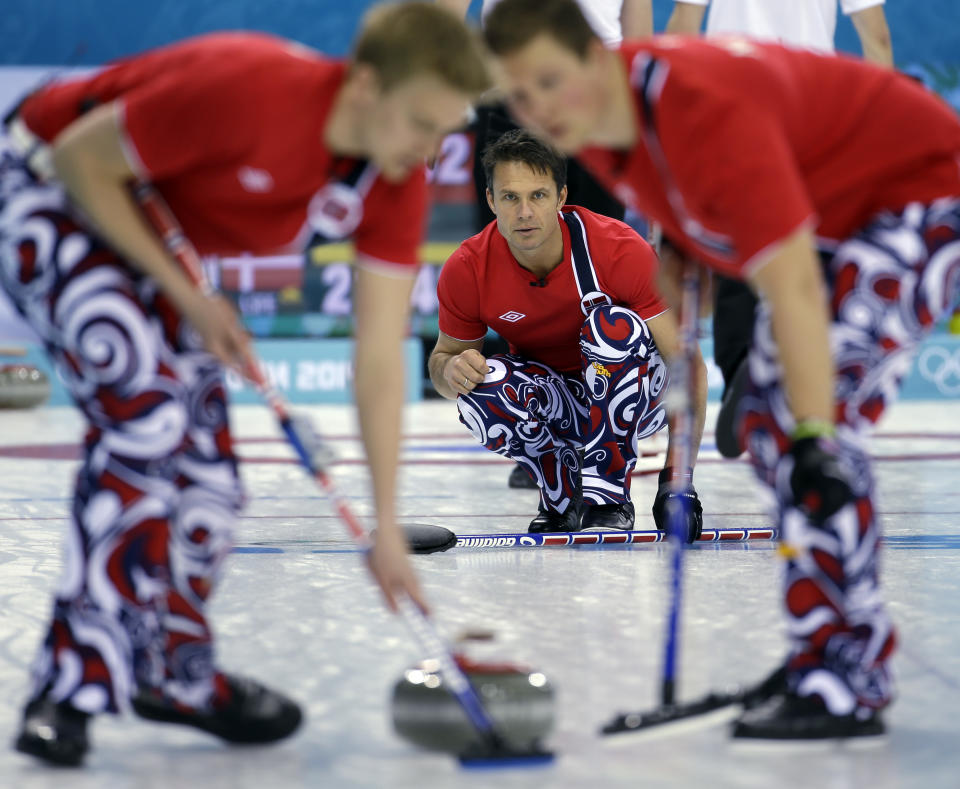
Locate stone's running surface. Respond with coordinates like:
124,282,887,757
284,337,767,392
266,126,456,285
391,657,555,754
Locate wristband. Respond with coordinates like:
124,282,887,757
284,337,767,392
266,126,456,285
658,466,694,487
791,419,836,441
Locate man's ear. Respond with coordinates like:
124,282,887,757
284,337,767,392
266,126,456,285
486,187,496,216
558,184,568,207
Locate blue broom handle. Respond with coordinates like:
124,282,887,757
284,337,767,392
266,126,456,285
661,260,701,706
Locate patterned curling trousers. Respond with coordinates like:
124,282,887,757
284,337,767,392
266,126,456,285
737,199,960,715
0,141,242,714
457,304,667,512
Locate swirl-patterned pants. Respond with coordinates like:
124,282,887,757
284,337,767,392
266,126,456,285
0,145,242,714
736,199,960,715
457,304,667,512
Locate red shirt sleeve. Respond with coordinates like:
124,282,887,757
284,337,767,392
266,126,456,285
437,248,486,341
604,231,668,320
656,74,816,275
353,167,428,267
120,70,254,180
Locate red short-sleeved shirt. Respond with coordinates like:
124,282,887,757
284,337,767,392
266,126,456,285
438,206,666,372
20,32,427,264
579,38,960,278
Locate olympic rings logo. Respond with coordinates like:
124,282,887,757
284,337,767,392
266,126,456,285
917,346,960,396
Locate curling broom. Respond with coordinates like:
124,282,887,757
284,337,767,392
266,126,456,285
135,181,553,767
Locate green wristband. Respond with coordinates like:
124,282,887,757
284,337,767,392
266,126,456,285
791,419,836,441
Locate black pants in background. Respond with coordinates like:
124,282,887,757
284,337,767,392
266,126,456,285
712,275,758,394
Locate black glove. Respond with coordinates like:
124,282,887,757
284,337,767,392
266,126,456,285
788,436,854,525
652,467,703,543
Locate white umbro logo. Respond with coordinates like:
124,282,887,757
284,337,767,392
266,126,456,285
237,166,275,193
499,311,526,322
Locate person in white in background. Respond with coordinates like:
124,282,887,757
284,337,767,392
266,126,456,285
666,0,893,459
666,0,893,64
439,0,653,43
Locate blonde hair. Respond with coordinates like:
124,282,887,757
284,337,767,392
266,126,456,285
353,2,491,94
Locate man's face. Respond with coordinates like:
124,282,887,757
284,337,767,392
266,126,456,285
486,160,567,255
363,73,471,182
494,34,604,154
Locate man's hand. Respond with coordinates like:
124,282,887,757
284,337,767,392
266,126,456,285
787,435,854,525
444,348,489,395
367,523,429,614
181,291,255,375
428,333,486,399
652,467,703,543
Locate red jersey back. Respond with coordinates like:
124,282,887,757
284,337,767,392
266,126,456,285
20,33,427,264
580,37,960,277
437,206,666,372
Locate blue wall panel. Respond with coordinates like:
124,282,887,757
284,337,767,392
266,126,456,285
1,1,958,68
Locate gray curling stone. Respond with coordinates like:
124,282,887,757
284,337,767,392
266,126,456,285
0,365,51,409
391,657,555,753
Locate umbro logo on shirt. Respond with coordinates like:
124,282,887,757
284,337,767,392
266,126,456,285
237,166,275,193
499,311,526,322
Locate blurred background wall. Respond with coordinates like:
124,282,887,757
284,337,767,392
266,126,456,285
1,1,957,72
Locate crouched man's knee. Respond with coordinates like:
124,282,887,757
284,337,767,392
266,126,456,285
580,305,656,364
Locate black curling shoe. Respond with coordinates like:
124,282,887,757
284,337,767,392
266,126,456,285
732,691,885,741
507,463,538,489
715,358,749,459
528,503,581,533
14,697,90,767
581,501,635,530
132,674,302,744
740,664,789,710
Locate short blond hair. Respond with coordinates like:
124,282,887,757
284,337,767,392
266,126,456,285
353,2,491,95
